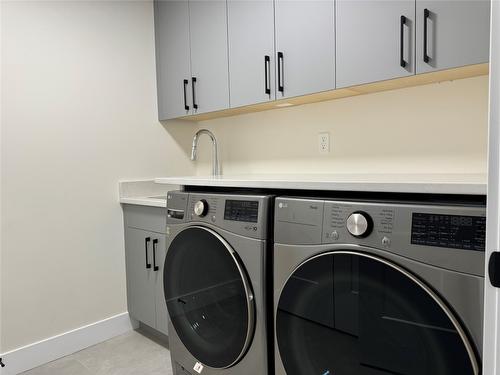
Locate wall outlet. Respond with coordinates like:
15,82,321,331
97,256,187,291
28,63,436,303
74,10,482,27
318,132,330,154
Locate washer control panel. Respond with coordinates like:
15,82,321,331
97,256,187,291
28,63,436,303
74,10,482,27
224,200,259,223
167,191,271,240
275,197,486,276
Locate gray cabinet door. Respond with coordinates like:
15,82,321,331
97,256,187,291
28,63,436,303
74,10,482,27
189,0,230,114
154,0,192,120
336,0,415,88
227,0,275,108
274,0,335,99
125,228,156,328
416,0,490,74
153,234,169,336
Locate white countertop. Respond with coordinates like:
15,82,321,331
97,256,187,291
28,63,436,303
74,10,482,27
155,173,487,195
119,180,178,208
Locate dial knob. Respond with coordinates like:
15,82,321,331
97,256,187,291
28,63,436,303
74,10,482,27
194,199,209,217
346,211,373,238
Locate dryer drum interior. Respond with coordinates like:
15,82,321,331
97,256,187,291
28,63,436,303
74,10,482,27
164,226,255,369
276,251,479,375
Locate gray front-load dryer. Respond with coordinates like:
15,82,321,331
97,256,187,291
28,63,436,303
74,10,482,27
274,197,486,375
164,191,273,375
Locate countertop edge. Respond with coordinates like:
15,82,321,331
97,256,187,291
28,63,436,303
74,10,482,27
154,177,487,196
120,197,167,208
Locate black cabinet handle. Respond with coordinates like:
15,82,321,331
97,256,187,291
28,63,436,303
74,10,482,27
277,52,284,93
145,237,151,269
183,79,190,111
423,8,430,63
264,55,271,96
152,238,159,271
400,15,407,68
489,252,500,287
191,77,198,110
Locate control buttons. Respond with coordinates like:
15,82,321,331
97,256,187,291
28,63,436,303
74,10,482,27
382,236,391,247
211,215,216,223
194,199,209,217
346,211,373,238
330,231,339,241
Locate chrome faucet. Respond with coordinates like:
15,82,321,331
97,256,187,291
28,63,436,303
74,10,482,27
191,129,220,176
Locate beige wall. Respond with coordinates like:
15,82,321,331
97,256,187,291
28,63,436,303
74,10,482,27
194,75,489,176
0,1,195,352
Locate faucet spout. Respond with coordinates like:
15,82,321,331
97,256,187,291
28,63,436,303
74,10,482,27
190,129,220,176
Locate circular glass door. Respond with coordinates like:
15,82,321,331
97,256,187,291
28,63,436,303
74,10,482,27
164,226,255,369
276,251,479,375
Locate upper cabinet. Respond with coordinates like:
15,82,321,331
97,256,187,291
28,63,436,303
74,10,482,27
154,0,490,120
189,0,230,114
154,0,229,120
415,0,490,74
336,0,415,88
227,0,275,108
154,0,192,120
274,0,335,99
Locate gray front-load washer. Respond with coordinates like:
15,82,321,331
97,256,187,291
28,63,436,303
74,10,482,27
274,196,486,375
164,191,273,375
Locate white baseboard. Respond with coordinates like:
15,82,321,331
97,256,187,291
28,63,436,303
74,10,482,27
0,312,139,375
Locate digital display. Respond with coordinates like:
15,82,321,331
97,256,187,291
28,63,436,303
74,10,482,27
224,200,259,223
411,213,486,251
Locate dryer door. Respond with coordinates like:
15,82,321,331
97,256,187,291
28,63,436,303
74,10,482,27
164,226,255,369
276,251,479,375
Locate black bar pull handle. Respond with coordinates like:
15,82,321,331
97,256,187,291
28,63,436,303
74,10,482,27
145,237,151,269
277,52,284,93
183,79,190,111
489,252,500,287
400,15,407,68
152,238,159,271
191,77,198,110
264,55,271,96
423,8,430,63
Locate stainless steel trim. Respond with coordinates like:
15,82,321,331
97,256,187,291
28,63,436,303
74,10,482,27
276,249,479,375
193,200,206,217
190,129,220,176
168,225,255,369
346,212,369,237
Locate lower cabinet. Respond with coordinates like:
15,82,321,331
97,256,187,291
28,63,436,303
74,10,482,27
123,205,168,336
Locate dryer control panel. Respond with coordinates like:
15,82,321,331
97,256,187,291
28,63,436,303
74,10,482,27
275,197,486,276
411,213,486,251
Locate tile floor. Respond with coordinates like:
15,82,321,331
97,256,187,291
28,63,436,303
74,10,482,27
21,329,173,375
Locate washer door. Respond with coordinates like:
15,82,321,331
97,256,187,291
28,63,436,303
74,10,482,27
164,226,255,369
276,251,479,375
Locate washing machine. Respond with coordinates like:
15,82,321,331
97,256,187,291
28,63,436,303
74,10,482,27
164,191,273,375
274,196,486,375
